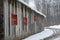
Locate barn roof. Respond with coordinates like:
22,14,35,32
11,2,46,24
18,0,46,18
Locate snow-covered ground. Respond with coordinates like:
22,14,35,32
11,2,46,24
23,25,60,40
47,25,60,29
54,37,60,40
46,25,60,34
45,25,60,40
23,29,54,40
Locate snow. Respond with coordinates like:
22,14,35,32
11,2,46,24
48,25,60,40
54,37,60,40
29,2,35,9
23,29,54,40
29,0,36,9
45,25,60,30
49,25,60,29
23,25,60,40
45,25,60,35
18,0,46,18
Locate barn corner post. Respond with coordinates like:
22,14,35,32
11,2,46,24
4,0,9,40
0,0,4,40
4,0,18,39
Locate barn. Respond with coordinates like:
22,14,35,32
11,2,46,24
0,0,46,40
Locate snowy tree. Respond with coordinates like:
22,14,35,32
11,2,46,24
35,0,60,26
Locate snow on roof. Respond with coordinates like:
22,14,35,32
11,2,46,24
23,29,54,40
18,0,46,18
